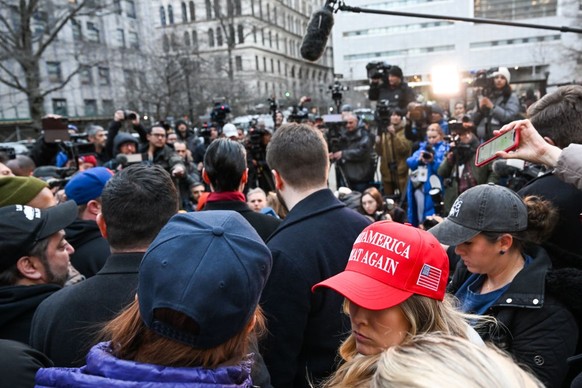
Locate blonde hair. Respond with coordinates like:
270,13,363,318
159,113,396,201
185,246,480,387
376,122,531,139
322,294,481,387
373,333,543,388
101,300,266,369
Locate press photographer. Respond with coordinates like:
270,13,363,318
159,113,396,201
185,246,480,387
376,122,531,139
404,102,430,144
287,96,311,123
210,100,231,129
367,62,416,110
471,67,520,141
375,108,412,201
246,121,275,192
329,113,374,193
437,121,499,213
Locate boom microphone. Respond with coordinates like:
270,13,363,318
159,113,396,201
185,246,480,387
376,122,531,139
300,1,335,62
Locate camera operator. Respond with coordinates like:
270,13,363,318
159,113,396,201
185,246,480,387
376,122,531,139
245,123,275,193
437,121,499,213
405,123,449,227
368,64,416,110
106,110,147,159
329,114,374,193
375,108,412,201
471,67,520,141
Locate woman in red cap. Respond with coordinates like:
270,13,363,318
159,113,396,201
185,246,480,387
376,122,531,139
313,221,482,387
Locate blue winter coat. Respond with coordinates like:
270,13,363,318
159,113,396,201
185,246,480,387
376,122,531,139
35,342,253,387
406,140,449,226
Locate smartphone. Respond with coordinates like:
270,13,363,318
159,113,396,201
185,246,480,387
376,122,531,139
42,117,70,143
475,128,520,167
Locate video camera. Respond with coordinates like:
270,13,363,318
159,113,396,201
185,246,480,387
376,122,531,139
267,97,278,115
0,145,16,160
321,114,347,153
210,101,231,127
366,61,392,82
33,166,77,190
288,105,309,123
122,110,137,120
472,68,496,99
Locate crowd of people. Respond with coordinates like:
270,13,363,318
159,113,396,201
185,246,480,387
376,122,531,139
0,73,581,387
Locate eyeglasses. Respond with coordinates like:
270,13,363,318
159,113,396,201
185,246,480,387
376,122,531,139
151,133,166,138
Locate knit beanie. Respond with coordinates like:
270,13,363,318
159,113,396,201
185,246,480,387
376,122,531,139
0,176,48,207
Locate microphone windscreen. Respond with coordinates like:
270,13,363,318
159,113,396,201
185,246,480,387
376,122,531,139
116,154,128,166
300,6,334,62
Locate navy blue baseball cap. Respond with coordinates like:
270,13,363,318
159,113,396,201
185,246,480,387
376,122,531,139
138,210,272,349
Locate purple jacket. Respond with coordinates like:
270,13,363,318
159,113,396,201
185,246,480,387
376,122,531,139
35,342,253,387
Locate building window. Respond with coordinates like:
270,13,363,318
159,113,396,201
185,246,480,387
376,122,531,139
474,0,557,20
261,28,265,45
84,99,98,116
235,56,243,71
160,6,166,26
80,66,93,85
216,27,223,46
253,26,257,43
128,31,139,49
270,58,274,73
182,2,188,22
277,60,281,74
114,0,122,14
251,0,255,16
189,1,196,21
237,25,244,44
184,31,191,46
98,67,110,85
255,55,259,70
229,24,235,45
275,33,279,50
168,5,174,24
266,3,270,22
46,62,62,83
263,57,267,72
71,19,82,41
235,0,242,15
102,99,114,115
126,0,137,18
273,6,277,23
227,0,234,17
205,0,212,19
117,29,125,47
208,28,215,47
123,69,136,89
52,99,68,116
86,22,100,43
192,30,198,49
269,30,272,48
162,34,170,52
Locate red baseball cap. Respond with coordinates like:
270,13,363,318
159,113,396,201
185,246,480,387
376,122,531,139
313,221,449,310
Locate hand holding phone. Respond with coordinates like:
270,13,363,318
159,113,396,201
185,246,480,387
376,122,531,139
475,128,520,167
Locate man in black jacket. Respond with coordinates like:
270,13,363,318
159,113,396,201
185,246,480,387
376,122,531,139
329,113,373,192
260,123,371,387
29,164,179,367
0,201,77,344
202,138,280,241
368,65,416,110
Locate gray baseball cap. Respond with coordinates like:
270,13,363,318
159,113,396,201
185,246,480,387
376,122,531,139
429,183,527,246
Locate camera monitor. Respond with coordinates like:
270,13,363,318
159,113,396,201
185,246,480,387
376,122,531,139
42,117,70,143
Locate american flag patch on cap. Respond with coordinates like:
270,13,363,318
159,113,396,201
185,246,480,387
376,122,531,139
416,264,441,291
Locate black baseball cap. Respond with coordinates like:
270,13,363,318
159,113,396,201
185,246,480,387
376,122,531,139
0,201,77,271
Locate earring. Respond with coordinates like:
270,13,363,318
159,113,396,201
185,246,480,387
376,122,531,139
499,250,506,255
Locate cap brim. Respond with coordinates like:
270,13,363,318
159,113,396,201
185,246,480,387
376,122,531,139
37,200,78,240
312,270,413,311
429,217,480,246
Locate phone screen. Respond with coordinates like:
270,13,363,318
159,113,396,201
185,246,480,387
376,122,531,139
475,129,518,166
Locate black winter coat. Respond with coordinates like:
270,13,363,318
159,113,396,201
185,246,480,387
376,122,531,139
448,245,579,388
260,189,371,387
